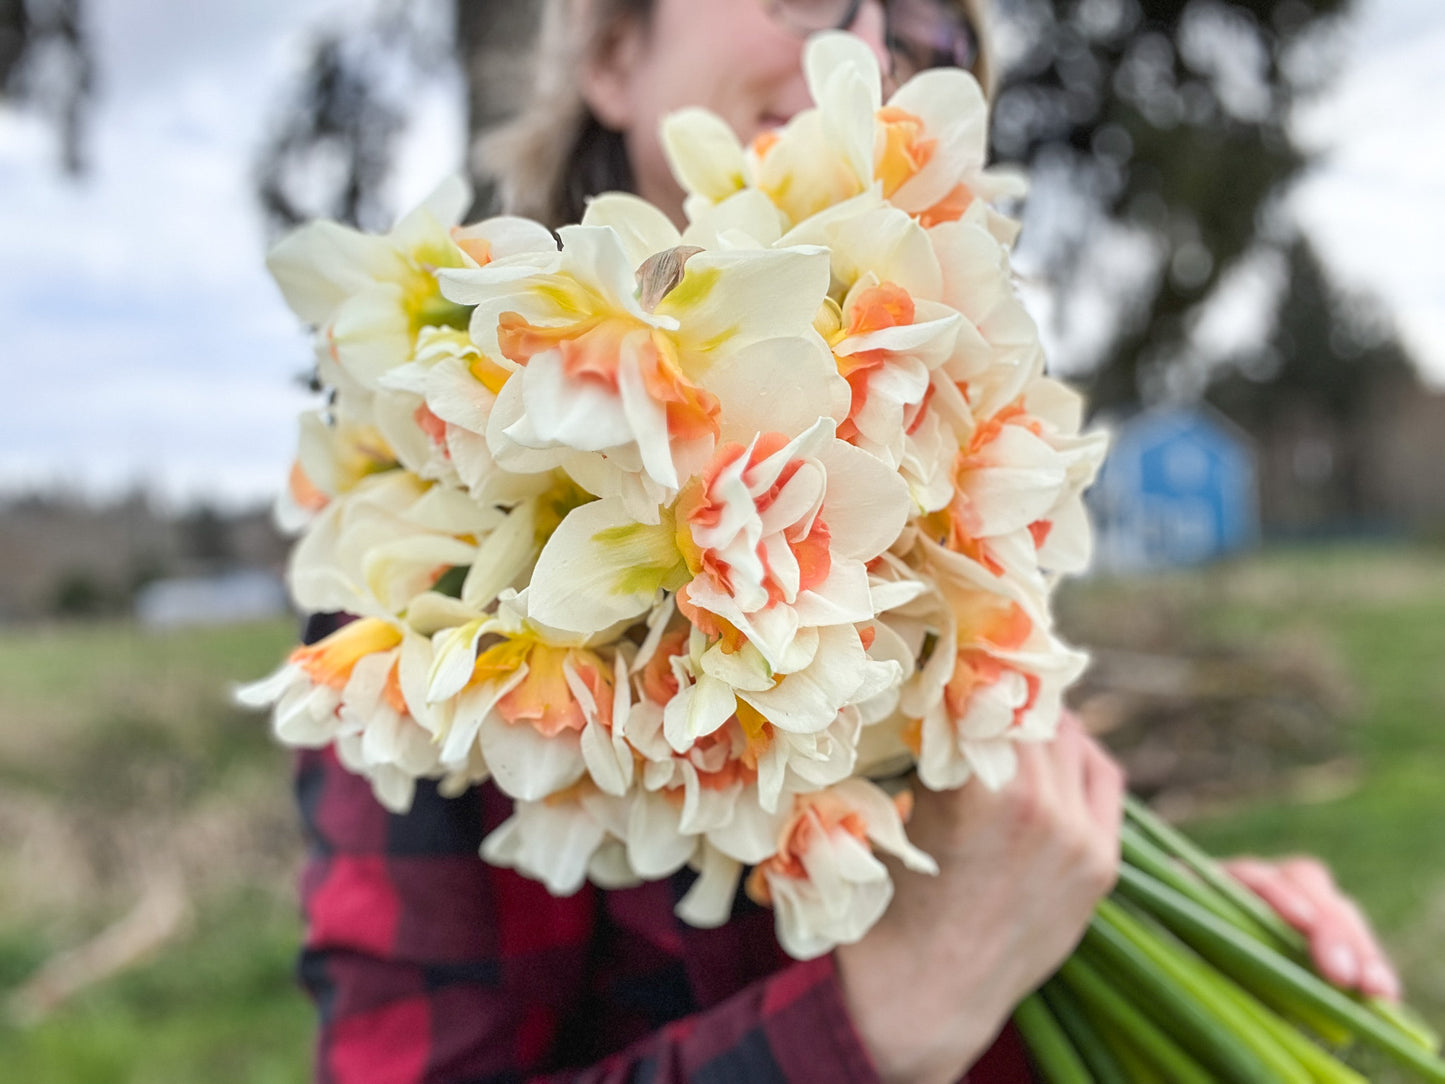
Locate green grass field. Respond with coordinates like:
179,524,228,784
0,617,313,1082
1063,544,1445,1039
0,543,1441,1080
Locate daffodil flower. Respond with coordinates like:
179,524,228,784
267,180,556,391
423,591,631,804
741,779,937,960
919,379,1108,584
287,470,512,621
379,326,553,505
273,406,399,534
441,203,839,523
663,33,1024,242
234,614,443,812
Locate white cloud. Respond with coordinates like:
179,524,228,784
0,0,457,507
1290,0,1445,386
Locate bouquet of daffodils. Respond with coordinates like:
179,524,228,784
241,32,1444,1082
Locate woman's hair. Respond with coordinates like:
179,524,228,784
477,0,996,230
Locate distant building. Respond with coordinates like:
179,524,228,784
0,493,289,622
134,569,289,629
1091,405,1259,572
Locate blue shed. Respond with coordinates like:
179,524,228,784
1091,405,1258,572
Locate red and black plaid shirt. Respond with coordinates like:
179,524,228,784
294,619,1036,1083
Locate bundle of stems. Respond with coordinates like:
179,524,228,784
1013,796,1445,1082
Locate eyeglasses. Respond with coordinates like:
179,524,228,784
762,0,979,83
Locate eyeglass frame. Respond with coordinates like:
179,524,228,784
761,0,979,81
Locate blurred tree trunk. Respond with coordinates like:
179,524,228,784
0,0,32,84
992,0,1354,415
456,0,543,213
1,0,91,174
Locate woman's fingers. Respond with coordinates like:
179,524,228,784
1226,857,1320,929
1279,858,1402,1001
1082,740,1125,842
1050,711,1089,814
1225,857,1402,1001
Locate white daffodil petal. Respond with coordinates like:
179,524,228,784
581,193,683,268
662,108,750,203
528,499,681,634
663,674,737,753
675,846,743,928
479,714,586,802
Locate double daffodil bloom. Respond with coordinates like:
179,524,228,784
425,591,633,804
741,779,937,961
267,180,556,391
440,198,840,523
663,32,1024,239
234,614,443,812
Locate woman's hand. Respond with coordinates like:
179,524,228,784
834,714,1125,1084
1223,856,1401,1001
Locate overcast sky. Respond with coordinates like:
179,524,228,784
1,0,1441,509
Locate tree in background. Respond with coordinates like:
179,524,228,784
255,0,539,234
0,0,91,174
1206,237,1416,529
253,0,1425,446
991,0,1354,413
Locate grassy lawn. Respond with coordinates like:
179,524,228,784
1067,543,1445,1041
0,543,1441,1078
0,892,310,1084
1169,547,1445,1031
0,617,314,1082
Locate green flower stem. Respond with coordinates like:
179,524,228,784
1124,796,1307,953
1014,993,1095,1084
1088,1009,1171,1082
1123,798,1429,1049
1117,836,1352,1047
1086,901,1308,1083
1057,953,1215,1084
1116,864,1445,1082
1095,1029,1167,1084
1120,825,1286,950
1110,897,1361,1073
1371,998,1443,1054
1096,897,1316,1082
1040,979,1131,1084
1181,931,1370,1084
1122,811,1365,1047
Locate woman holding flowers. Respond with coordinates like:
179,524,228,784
284,1,1400,1081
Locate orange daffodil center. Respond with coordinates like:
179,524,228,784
472,634,613,739
496,310,722,450
677,432,834,617
874,106,937,199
